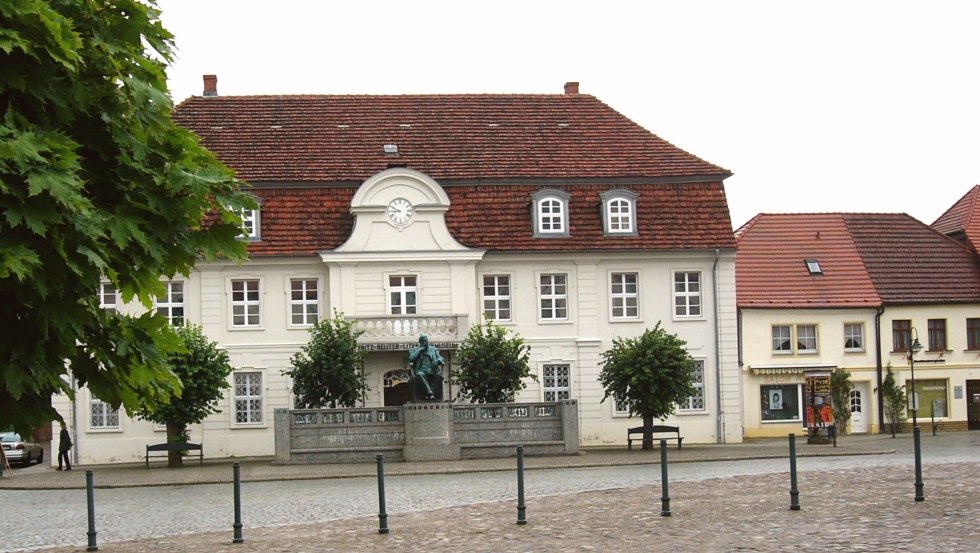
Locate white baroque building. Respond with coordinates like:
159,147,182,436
54,79,743,465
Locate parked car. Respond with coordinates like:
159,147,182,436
0,432,43,467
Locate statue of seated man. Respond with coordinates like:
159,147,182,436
409,334,444,401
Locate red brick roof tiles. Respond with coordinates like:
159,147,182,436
736,213,980,308
931,185,980,254
174,92,736,256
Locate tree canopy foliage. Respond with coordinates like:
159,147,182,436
881,364,907,437
284,312,368,409
452,318,534,403
134,324,233,466
0,0,253,434
599,323,696,449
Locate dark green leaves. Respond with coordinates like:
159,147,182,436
285,311,368,409
452,318,534,404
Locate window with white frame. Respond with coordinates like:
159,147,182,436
599,189,638,235
290,278,319,325
542,364,571,401
233,371,263,424
844,323,865,352
796,325,818,353
156,281,185,326
539,273,568,320
673,271,701,317
231,279,261,327
482,275,511,321
610,272,639,319
238,207,260,240
772,324,819,354
531,189,570,237
678,360,705,411
99,282,117,313
90,397,119,429
389,275,418,315
613,393,630,415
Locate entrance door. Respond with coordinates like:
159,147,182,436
383,369,413,407
849,383,869,434
968,380,980,430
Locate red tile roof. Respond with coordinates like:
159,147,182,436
736,214,881,308
173,94,731,183
736,213,980,308
174,91,736,256
931,185,980,254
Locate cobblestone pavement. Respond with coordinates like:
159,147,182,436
3,432,977,552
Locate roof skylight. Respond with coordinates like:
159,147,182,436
804,259,823,275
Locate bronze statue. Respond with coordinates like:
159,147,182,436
409,334,444,401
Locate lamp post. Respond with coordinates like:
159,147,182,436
908,328,923,428
908,326,925,501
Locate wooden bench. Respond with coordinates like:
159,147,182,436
627,425,683,450
145,442,203,467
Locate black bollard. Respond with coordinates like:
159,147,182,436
86,469,98,551
660,439,671,516
788,433,800,511
913,427,925,501
516,445,527,525
232,462,244,543
376,454,389,534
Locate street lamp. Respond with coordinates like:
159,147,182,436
908,326,925,502
908,328,923,428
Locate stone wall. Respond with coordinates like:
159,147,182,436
275,400,578,463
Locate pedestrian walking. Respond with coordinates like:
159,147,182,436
58,422,72,471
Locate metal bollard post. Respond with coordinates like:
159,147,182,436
86,469,98,551
660,439,671,517
376,454,389,534
232,462,244,543
913,427,925,502
788,434,800,511
516,445,527,525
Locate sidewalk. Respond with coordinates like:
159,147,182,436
0,432,920,490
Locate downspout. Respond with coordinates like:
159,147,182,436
713,248,724,443
70,374,78,467
874,307,885,433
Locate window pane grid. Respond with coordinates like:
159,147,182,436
892,320,911,351
234,372,263,424
156,281,185,326
679,360,705,411
389,275,418,315
231,279,261,327
540,274,568,320
844,323,864,352
610,273,638,319
90,399,120,429
482,275,511,320
673,272,701,317
772,325,792,352
607,199,633,233
290,279,319,325
968,318,980,350
99,283,118,313
543,364,571,401
927,319,946,351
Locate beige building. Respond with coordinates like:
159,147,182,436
736,212,980,438
54,79,743,465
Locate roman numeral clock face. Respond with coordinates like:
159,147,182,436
386,198,414,225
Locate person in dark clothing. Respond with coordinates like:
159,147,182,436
58,422,72,471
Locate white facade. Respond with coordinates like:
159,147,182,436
54,168,742,465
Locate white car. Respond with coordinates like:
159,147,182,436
1,432,43,467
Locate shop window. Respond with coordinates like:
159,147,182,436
761,384,802,421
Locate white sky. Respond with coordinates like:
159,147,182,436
156,0,980,229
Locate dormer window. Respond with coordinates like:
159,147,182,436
804,259,822,275
600,189,639,236
531,189,570,237
235,195,262,241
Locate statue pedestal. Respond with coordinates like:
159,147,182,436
403,401,460,462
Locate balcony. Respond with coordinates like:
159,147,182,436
349,314,468,349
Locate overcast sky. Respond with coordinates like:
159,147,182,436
156,0,980,229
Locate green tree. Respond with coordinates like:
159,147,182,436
135,324,233,467
880,364,907,437
831,368,854,435
599,323,696,450
284,312,368,408
453,318,534,403
0,0,253,434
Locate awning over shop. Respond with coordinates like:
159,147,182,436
750,364,836,375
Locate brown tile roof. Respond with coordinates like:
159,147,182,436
174,91,736,256
736,213,980,308
844,213,980,304
931,185,980,254
172,94,730,183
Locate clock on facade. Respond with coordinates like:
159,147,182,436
386,197,414,225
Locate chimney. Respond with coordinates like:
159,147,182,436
564,81,579,95
203,74,218,97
